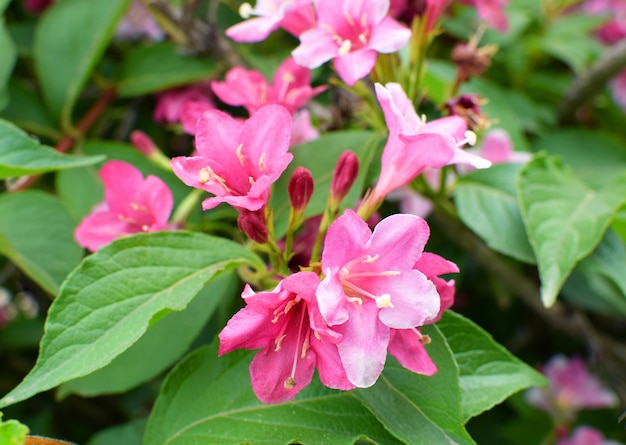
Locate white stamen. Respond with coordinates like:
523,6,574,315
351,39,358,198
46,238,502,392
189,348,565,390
338,40,352,57
464,130,477,146
375,293,394,308
239,2,253,18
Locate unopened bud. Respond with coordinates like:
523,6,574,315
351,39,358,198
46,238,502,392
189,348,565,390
330,151,359,204
237,209,268,244
288,167,314,212
130,130,158,157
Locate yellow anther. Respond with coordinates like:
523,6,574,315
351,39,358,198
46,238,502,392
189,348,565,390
239,2,253,18
338,40,352,57
375,293,394,308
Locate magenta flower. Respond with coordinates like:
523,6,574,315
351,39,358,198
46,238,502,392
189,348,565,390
526,355,618,420
291,0,411,86
170,104,293,211
211,57,326,116
459,0,509,33
153,82,215,133
226,0,316,43
219,272,354,404
290,109,320,146
23,0,54,13
317,209,442,387
557,426,624,445
610,68,626,113
580,0,626,45
74,161,175,252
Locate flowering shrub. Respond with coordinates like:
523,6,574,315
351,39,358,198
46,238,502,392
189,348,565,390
0,0,625,444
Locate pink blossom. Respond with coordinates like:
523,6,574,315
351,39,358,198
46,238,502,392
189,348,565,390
317,209,443,387
457,128,531,174
225,0,316,42
292,0,411,86
387,252,458,375
580,0,626,45
74,161,175,252
610,68,626,113
526,355,618,419
211,57,326,116
290,109,320,146
219,272,354,403
116,0,164,41
170,105,293,211
460,0,509,33
557,426,624,445
153,82,215,133
359,83,489,215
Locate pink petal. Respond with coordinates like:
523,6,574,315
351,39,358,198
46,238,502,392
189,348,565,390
211,68,268,113
317,271,351,326
321,209,371,270
100,161,144,215
368,17,411,53
194,109,243,158
280,3,317,36
421,115,467,142
311,339,355,390
388,329,438,376
292,28,339,69
134,175,174,227
180,100,215,135
449,147,492,169
218,305,277,354
366,213,430,268
333,49,378,86
225,16,282,43
414,252,459,277
74,211,131,252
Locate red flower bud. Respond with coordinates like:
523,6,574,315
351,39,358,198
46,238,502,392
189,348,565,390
330,151,359,204
237,209,268,244
288,167,314,212
130,130,158,157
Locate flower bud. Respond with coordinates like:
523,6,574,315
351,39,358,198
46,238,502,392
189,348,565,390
237,209,268,244
330,151,359,205
451,40,498,84
288,167,314,212
445,94,489,132
130,130,158,157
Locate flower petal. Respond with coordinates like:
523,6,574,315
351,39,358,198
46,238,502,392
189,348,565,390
388,329,437,376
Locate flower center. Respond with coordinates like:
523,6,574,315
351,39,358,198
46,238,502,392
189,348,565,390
321,12,371,56
339,255,400,308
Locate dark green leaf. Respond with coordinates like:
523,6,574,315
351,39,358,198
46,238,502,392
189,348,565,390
87,419,146,445
0,119,103,179
57,272,239,398
33,0,131,126
0,231,261,408
117,42,218,97
456,163,535,264
0,190,83,295
0,18,16,112
354,324,475,445
144,341,404,445
438,312,546,421
518,154,626,306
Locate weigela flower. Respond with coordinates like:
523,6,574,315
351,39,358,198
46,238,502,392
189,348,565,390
459,0,509,33
526,355,618,421
226,0,316,43
74,161,175,252
211,57,326,116
317,209,443,387
153,82,215,134
170,104,293,211
359,83,489,215
23,0,54,12
580,0,626,45
292,0,411,86
219,272,354,404
557,426,624,445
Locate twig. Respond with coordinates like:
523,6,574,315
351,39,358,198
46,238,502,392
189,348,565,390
558,39,626,124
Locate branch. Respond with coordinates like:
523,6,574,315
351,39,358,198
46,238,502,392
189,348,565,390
558,39,626,124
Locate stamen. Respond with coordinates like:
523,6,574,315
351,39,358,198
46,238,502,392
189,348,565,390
375,293,394,308
236,144,246,167
286,304,308,390
338,40,352,57
344,10,355,26
239,2,253,18
362,254,379,263
258,152,267,171
129,202,147,212
463,130,477,146
284,377,297,388
141,224,150,232
198,167,211,184
360,13,367,27
274,334,287,351
198,166,232,192
358,33,367,44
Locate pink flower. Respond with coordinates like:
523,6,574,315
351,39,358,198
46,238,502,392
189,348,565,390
226,0,316,42
116,0,164,41
317,209,443,387
292,0,411,86
153,82,215,133
359,83,489,216
387,252,458,376
526,355,618,420
291,109,320,146
219,272,354,403
457,128,531,174
170,104,293,211
557,426,624,445
211,57,326,116
459,0,509,33
580,0,626,45
74,161,175,252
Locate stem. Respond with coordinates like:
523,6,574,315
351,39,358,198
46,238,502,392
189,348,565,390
171,188,204,225
558,38,626,124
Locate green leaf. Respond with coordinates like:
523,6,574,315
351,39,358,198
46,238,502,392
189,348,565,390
0,80,60,140
87,419,145,445
0,231,261,408
0,412,29,445
0,119,103,179
270,130,382,237
563,230,626,317
33,0,131,126
0,18,16,112
455,163,535,264
57,272,239,398
144,342,404,445
117,42,218,97
532,129,626,189
438,312,546,421
0,191,84,295
353,324,475,445
517,154,626,306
